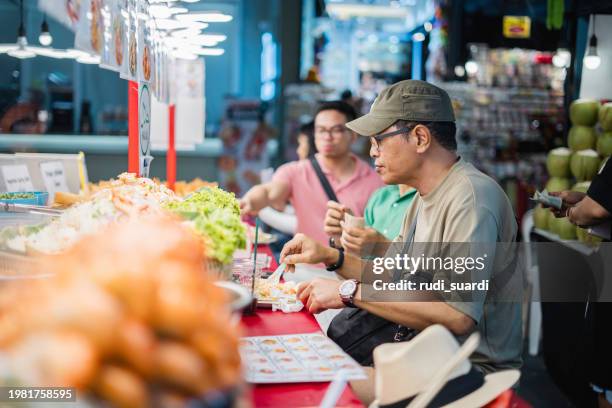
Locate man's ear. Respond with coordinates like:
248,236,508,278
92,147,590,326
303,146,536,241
413,125,432,153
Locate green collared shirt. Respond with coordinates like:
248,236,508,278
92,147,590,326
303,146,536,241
364,185,417,240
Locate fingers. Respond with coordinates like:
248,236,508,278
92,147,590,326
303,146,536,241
279,236,303,263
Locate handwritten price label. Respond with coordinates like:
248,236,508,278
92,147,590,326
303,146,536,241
40,161,69,200
1,164,34,192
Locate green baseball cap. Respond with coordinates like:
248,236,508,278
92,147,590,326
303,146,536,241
346,80,456,137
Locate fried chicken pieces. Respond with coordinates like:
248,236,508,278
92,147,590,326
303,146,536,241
0,216,242,408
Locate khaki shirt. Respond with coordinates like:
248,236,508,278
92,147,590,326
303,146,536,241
397,158,522,373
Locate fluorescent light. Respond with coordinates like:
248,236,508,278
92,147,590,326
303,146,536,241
174,12,233,23
192,47,224,56
171,49,198,60
326,4,409,19
8,48,36,58
412,32,425,42
76,53,101,64
149,5,187,19
465,60,478,75
170,27,207,37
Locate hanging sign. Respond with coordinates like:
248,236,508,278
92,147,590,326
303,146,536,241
40,161,70,199
1,164,35,192
139,82,152,177
503,16,531,39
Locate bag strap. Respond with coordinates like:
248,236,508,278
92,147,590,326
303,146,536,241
310,156,339,203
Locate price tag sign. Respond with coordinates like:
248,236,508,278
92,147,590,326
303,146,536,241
40,161,69,199
1,164,34,192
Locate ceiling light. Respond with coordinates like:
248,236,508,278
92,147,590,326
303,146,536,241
171,49,198,60
465,60,479,75
39,16,53,46
327,3,409,19
174,12,233,23
454,65,466,77
192,47,224,56
170,27,207,37
584,15,601,70
412,32,425,42
149,5,187,19
424,21,433,32
76,53,101,64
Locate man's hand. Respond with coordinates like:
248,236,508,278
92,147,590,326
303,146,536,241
550,191,586,218
239,197,258,216
324,201,352,239
341,226,387,256
279,234,338,272
296,278,344,314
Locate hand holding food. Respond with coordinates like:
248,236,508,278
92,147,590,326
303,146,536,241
324,201,352,238
296,278,344,314
340,225,387,256
279,233,335,272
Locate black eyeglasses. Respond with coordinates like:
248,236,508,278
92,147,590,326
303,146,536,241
370,127,411,152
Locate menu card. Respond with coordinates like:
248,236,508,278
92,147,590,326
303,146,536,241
240,333,366,383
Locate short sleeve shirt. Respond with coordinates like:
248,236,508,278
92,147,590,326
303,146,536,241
364,185,417,240
272,154,384,245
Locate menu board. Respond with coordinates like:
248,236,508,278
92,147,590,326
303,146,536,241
120,0,138,81
137,1,152,84
74,0,104,55
240,333,366,383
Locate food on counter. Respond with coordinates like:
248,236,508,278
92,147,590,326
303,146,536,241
2,173,178,255
546,147,571,178
549,216,577,240
52,191,86,207
568,126,597,152
0,192,35,200
174,178,218,197
164,187,246,264
0,216,241,404
569,99,600,127
598,132,612,158
533,205,549,230
600,102,612,131
570,149,600,182
545,177,570,193
255,280,298,300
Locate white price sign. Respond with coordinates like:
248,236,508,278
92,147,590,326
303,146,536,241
40,161,69,198
1,164,34,192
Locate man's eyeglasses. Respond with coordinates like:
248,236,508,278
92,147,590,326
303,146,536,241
314,125,349,138
369,127,412,152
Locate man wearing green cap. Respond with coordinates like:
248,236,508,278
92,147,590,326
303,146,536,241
280,80,522,375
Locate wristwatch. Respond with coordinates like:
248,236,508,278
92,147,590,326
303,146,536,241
339,279,359,308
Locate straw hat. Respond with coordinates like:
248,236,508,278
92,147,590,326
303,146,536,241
371,325,520,408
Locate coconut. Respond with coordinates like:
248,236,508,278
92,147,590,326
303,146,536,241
572,181,591,193
597,132,612,158
576,227,603,246
546,210,556,231
546,147,572,177
568,126,597,152
533,205,550,230
545,177,571,193
551,217,577,240
570,99,599,126
570,149,600,181
599,102,612,131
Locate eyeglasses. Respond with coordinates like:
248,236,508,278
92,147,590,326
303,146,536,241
369,127,412,152
314,125,349,139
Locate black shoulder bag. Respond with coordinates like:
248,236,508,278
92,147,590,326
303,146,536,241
309,156,417,366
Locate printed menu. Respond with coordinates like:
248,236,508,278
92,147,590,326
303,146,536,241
240,333,366,383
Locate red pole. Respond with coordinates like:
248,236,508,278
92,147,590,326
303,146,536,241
167,104,176,191
128,80,139,175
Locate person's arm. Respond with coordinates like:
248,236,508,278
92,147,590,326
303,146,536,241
567,196,611,227
258,206,297,235
240,163,295,215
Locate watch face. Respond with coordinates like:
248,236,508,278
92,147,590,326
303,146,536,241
339,280,357,296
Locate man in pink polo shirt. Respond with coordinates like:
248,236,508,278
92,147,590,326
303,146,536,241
240,101,383,245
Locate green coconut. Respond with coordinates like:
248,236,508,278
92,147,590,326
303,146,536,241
599,102,612,131
597,132,612,158
546,210,556,231
546,147,572,177
576,227,603,246
551,217,577,240
570,149,600,181
546,177,571,193
569,126,597,151
533,205,550,230
572,181,591,193
570,99,599,126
